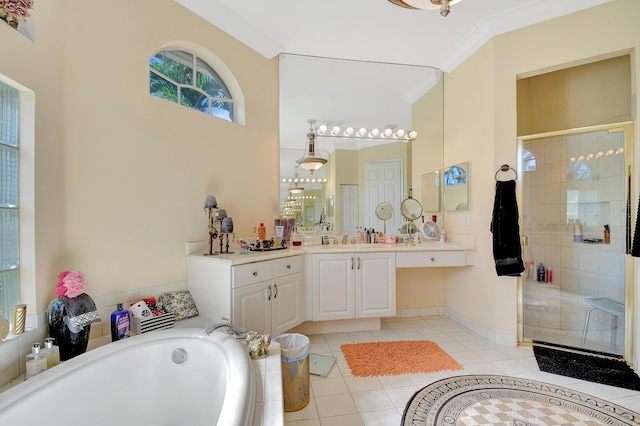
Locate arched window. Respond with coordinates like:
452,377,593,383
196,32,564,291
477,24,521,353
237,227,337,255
149,45,244,124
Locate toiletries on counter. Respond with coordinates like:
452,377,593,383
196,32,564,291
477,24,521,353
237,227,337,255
111,303,130,341
25,343,47,379
257,223,267,241
43,337,61,368
604,224,610,244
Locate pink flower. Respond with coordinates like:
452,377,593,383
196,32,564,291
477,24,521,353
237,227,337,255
56,270,86,298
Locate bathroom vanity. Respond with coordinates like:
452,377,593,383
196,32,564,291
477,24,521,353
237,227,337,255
186,238,474,335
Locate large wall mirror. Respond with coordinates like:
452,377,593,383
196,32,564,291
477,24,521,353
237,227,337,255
279,54,444,234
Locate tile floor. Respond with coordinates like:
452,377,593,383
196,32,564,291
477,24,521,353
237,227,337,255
285,315,640,426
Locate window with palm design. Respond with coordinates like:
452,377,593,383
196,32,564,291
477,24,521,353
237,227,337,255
150,49,235,122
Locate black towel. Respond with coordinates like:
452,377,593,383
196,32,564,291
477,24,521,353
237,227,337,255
490,179,525,276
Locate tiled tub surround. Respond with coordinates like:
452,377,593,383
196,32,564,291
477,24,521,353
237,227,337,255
522,130,627,354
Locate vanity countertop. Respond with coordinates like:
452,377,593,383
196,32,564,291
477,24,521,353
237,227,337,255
186,236,475,266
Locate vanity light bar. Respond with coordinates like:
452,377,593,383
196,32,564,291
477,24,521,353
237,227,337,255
281,177,328,184
569,147,624,162
315,123,417,142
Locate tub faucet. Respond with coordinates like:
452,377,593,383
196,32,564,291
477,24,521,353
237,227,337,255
204,317,247,340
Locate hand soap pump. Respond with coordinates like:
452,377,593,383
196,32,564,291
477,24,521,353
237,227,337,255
42,337,61,368
110,303,130,342
25,343,47,379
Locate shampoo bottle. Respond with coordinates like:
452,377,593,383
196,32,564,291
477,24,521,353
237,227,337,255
110,303,130,342
25,343,47,379
42,337,61,368
257,223,267,241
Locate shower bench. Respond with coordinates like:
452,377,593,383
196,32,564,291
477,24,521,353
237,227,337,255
581,296,624,348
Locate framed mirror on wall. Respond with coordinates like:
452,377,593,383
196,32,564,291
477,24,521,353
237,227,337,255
278,53,445,234
444,162,469,211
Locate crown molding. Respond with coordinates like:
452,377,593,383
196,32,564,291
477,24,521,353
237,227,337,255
437,0,613,73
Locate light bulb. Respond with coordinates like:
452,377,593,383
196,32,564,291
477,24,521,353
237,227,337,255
408,130,418,139
383,128,393,138
331,126,341,136
317,125,327,135
371,128,380,137
357,128,367,137
395,129,405,138
344,127,354,136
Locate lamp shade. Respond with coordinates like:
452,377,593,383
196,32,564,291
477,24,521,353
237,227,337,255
297,131,326,174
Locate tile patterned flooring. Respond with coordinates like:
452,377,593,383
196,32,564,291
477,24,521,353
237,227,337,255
284,316,640,426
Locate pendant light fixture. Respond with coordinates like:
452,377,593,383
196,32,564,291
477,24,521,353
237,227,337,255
297,119,327,175
387,0,463,17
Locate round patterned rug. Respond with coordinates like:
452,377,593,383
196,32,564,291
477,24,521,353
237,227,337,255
402,375,640,425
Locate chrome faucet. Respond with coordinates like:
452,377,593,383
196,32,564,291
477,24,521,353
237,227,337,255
204,317,247,339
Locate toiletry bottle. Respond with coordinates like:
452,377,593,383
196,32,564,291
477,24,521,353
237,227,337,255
111,303,130,342
257,223,267,241
537,263,545,282
546,266,553,283
42,337,61,368
25,343,47,379
573,220,583,242
604,225,610,244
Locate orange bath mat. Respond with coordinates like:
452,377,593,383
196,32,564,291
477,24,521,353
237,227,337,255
341,340,463,377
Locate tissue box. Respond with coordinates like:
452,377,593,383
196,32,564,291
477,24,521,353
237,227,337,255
131,312,175,335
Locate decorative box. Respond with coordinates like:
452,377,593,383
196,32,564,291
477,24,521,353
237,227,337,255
131,312,175,335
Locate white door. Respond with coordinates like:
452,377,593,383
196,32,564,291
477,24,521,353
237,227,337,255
364,160,403,233
341,184,359,234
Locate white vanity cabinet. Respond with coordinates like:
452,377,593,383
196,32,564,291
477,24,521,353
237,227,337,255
186,254,303,336
311,252,396,321
233,256,303,336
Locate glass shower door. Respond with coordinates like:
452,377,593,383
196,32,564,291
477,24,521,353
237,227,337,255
519,123,631,356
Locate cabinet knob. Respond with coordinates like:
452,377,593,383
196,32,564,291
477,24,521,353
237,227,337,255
430,257,435,262
253,271,258,277
287,264,291,269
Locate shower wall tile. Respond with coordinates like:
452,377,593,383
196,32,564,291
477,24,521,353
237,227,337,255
578,248,599,273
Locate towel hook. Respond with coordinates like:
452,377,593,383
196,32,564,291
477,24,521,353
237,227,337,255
495,164,517,181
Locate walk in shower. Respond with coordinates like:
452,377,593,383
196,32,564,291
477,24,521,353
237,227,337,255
519,123,633,356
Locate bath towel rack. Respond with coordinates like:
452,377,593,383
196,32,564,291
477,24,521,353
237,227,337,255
495,164,518,181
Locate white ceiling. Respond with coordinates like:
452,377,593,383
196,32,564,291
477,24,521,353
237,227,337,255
174,0,612,192
175,0,611,72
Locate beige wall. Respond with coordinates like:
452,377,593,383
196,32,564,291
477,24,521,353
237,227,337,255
518,55,632,135
0,0,278,313
441,0,640,345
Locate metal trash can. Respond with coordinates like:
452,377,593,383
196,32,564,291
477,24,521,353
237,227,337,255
273,333,310,411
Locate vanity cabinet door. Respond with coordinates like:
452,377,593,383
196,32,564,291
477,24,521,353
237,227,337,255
271,272,302,335
356,252,396,318
233,281,272,335
312,253,356,321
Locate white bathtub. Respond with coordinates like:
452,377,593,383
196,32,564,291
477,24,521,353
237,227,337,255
0,328,256,426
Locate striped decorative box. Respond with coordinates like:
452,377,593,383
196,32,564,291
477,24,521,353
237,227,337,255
131,312,175,335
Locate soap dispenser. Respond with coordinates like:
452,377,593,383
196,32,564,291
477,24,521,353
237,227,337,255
42,337,61,368
25,343,47,379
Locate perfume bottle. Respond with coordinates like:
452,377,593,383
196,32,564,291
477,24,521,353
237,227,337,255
42,337,61,368
25,343,47,379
